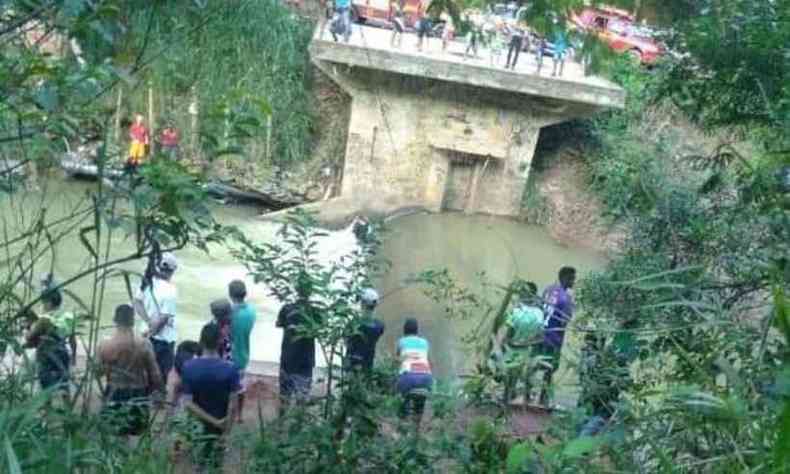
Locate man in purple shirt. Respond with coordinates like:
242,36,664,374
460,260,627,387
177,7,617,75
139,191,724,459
538,266,576,406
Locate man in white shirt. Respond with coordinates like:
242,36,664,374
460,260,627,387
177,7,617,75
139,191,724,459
133,252,179,386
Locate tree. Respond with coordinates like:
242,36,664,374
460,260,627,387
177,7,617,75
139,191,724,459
234,209,383,419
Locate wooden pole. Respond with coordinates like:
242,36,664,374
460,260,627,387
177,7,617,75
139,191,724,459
466,157,490,214
114,87,123,145
189,86,200,168
265,114,273,162
148,86,155,156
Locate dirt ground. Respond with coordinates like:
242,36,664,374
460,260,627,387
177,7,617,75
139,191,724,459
528,141,627,255
165,373,551,473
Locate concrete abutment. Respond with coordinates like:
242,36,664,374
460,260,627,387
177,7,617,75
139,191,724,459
310,26,625,218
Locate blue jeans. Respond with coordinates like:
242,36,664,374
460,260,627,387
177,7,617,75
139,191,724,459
397,372,432,419
336,7,351,42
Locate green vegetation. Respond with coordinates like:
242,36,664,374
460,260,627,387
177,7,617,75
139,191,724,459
1,0,789,472
128,0,315,167
564,2,790,468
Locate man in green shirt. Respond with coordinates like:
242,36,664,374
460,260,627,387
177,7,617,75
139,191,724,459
502,282,544,403
228,280,256,423
25,284,77,397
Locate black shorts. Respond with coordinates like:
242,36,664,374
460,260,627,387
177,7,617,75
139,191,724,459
102,387,151,436
151,338,175,384
38,345,70,391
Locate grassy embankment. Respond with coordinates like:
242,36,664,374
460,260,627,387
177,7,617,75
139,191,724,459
114,0,347,194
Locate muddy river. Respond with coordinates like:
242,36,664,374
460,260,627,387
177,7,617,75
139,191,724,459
2,179,604,378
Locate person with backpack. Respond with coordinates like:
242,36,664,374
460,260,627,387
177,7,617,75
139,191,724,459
539,266,576,406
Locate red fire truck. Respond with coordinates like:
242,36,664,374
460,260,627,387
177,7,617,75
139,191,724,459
351,0,427,30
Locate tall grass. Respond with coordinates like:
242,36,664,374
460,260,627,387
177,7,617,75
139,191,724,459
128,0,315,167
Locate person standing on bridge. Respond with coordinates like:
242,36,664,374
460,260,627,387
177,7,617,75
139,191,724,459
390,0,406,48
551,20,568,77
505,25,525,70
441,13,455,53
333,0,352,43
464,15,483,59
415,0,431,52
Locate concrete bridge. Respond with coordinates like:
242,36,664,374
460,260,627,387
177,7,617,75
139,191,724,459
309,24,625,218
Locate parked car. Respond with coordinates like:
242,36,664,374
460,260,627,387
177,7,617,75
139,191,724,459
570,6,664,65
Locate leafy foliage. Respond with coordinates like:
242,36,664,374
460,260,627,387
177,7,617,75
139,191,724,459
129,0,314,166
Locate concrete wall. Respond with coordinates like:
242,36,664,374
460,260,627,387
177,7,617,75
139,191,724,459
310,27,624,218
321,68,584,216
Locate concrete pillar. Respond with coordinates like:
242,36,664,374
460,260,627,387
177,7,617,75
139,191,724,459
310,27,624,218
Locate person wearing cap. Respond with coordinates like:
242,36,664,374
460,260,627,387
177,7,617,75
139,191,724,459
134,252,179,386
98,304,163,436
345,288,385,373
229,280,256,423
25,283,78,395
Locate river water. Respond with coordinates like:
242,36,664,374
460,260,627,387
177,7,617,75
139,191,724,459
2,179,604,377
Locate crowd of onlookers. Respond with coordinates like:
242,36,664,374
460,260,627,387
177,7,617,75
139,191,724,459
21,247,578,469
327,0,570,77
22,254,256,469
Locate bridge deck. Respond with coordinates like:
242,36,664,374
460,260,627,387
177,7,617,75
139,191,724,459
311,24,625,109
